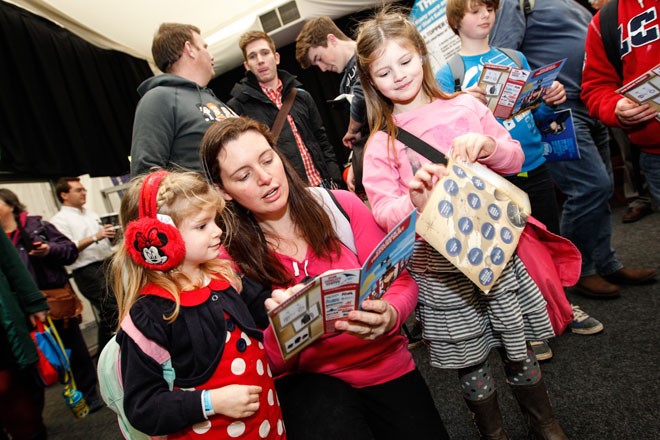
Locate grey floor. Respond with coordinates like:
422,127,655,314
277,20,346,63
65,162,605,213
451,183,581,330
43,203,660,439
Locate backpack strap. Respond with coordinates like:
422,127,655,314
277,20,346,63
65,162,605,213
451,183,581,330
447,53,465,92
599,0,622,79
307,187,357,255
394,127,448,165
497,47,523,68
120,313,170,365
447,48,521,93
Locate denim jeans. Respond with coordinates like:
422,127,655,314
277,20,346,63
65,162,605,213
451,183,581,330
547,101,622,277
639,151,660,206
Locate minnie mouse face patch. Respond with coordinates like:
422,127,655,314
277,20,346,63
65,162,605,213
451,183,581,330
133,228,169,266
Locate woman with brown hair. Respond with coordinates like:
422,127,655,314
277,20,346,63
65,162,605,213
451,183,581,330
200,116,448,440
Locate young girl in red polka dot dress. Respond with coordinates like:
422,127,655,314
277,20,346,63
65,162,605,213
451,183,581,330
109,170,285,439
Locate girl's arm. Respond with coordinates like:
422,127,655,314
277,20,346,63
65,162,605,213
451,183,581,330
239,276,272,330
363,131,418,231
469,97,524,174
120,328,207,435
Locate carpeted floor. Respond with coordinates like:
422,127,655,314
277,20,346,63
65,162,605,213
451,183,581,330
43,203,660,439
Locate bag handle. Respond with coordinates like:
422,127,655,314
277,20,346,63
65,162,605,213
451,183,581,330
394,127,448,165
270,87,298,143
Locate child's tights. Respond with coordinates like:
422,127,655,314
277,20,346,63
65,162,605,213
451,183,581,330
458,345,542,401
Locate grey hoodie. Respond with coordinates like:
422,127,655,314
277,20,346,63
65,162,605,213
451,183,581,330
130,74,235,177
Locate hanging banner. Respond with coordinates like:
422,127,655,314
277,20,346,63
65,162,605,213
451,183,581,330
409,0,461,75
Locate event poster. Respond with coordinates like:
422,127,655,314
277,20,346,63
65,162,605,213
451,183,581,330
409,0,461,75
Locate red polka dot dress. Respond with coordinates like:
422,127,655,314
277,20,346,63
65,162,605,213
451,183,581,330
169,313,285,439
121,277,286,438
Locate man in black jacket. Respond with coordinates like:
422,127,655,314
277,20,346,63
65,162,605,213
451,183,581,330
228,31,343,188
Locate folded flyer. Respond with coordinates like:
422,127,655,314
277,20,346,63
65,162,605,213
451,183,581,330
268,210,417,360
478,59,566,119
616,63,660,122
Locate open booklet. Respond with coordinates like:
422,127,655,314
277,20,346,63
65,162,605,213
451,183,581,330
538,108,580,163
268,210,417,361
616,63,660,122
416,159,530,293
478,58,566,119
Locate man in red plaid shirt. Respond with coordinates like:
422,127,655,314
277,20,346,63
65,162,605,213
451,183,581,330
228,31,343,188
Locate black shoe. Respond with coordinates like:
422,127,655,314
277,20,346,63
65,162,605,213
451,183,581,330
87,398,105,414
403,321,424,349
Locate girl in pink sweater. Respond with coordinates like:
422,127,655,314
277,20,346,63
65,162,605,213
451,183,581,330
200,116,447,440
355,8,567,440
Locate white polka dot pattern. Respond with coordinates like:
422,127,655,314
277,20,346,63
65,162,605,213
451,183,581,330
277,419,284,435
241,332,251,345
227,421,246,437
226,331,231,343
192,420,211,434
259,420,271,438
231,358,246,375
256,359,264,376
267,388,274,406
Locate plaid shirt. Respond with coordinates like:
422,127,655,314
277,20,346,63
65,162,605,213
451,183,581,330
262,81,322,186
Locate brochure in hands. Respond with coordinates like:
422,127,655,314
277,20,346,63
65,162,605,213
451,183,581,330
616,63,660,122
478,59,566,119
538,109,580,162
415,159,530,293
268,210,417,361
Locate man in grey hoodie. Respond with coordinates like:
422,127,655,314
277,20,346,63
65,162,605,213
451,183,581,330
130,23,235,177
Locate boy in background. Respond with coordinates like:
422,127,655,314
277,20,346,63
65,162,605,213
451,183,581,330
296,16,367,195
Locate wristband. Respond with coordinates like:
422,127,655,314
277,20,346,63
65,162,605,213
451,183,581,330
92,234,99,244
202,390,215,417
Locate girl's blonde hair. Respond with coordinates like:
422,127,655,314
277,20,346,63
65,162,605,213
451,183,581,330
110,170,241,325
355,7,456,156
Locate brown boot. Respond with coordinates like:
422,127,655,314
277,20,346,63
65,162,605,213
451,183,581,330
464,393,509,440
511,380,567,440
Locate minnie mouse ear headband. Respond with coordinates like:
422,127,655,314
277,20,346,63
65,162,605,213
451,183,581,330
124,170,186,271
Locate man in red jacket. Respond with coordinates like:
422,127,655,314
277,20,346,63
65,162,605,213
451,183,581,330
581,0,660,208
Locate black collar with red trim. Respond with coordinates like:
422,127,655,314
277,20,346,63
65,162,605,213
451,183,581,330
140,277,231,307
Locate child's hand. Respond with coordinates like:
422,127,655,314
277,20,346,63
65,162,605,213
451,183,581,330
615,98,657,126
264,284,307,312
210,385,263,419
334,300,398,340
543,81,566,106
464,84,487,105
451,133,496,162
408,163,449,211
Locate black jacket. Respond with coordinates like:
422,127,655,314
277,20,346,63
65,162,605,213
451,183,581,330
118,276,271,435
228,70,342,185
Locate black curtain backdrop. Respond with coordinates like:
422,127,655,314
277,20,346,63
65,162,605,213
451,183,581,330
0,1,152,179
0,1,413,180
